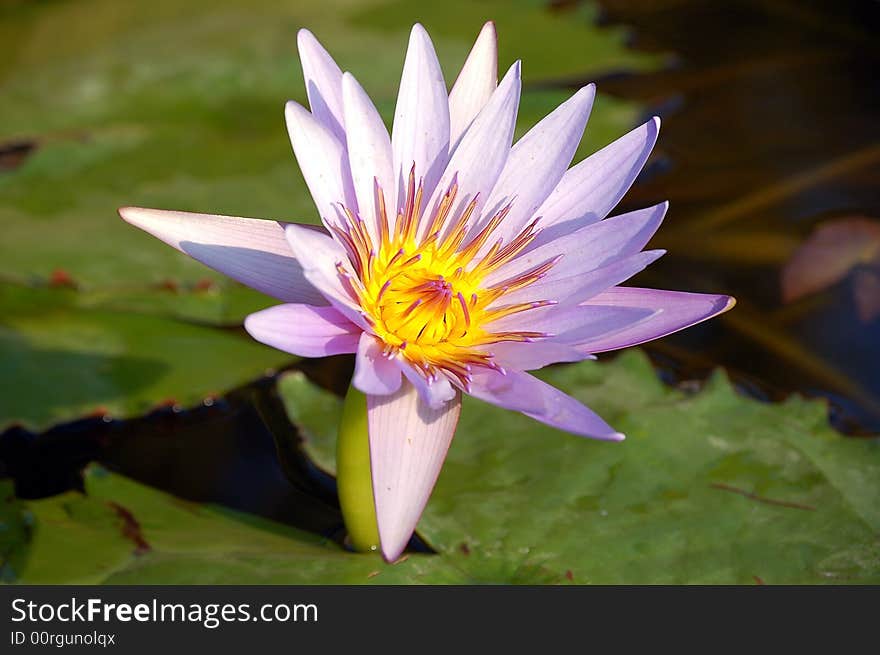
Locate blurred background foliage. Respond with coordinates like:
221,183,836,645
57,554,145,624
0,0,878,583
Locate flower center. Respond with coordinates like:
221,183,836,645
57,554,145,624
375,268,469,346
331,168,556,388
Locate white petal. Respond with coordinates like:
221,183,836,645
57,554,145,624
391,24,450,214
397,360,457,409
353,332,402,395
420,61,521,241
536,116,661,232
297,29,346,142
477,85,596,246
342,72,394,245
499,249,666,306
285,100,357,228
118,207,324,305
283,223,368,329
448,21,498,147
368,379,461,562
486,202,667,288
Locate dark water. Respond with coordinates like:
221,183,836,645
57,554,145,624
2,0,878,543
594,0,880,434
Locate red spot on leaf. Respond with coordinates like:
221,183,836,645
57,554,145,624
106,502,151,555
194,278,216,292
157,279,179,293
565,570,574,582
753,575,765,585
48,268,77,289
0,140,37,172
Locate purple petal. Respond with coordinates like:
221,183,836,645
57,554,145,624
469,369,623,441
368,380,462,562
467,367,550,414
477,85,595,246
297,29,346,142
486,202,667,288
353,333,402,395
118,207,324,305
575,287,736,353
487,303,654,344
520,374,624,441
243,303,360,357
499,249,666,306
485,341,593,371
342,72,394,244
285,100,357,228
283,223,368,329
535,116,661,236
421,61,520,241
391,24,450,212
448,21,498,147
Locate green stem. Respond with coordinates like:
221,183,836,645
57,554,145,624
336,384,380,553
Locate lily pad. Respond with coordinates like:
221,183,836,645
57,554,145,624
6,353,878,583
281,351,880,584
0,283,290,430
8,465,474,584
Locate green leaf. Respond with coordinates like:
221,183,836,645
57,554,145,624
281,351,880,584
0,283,291,429
8,466,473,584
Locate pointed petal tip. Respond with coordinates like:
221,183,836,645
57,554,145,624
410,22,429,41
242,312,259,339
296,27,314,45
650,115,662,132
574,83,597,110
284,99,305,118
117,206,165,231
723,295,737,312
368,381,462,567
611,432,626,442
117,205,137,222
380,540,408,563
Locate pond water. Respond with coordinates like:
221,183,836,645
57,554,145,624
596,0,880,435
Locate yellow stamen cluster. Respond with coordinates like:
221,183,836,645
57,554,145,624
332,167,556,389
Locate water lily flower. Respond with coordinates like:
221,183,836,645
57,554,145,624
119,22,734,562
